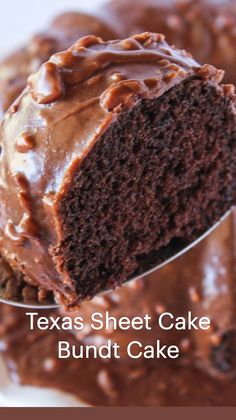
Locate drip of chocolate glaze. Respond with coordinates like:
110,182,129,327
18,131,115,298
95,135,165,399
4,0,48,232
4,173,40,244
15,133,35,153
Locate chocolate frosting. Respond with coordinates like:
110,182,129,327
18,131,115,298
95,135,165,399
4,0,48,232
103,0,236,85
0,11,117,118
0,32,216,305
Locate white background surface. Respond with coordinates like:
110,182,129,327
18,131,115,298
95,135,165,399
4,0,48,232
0,0,106,57
0,0,103,407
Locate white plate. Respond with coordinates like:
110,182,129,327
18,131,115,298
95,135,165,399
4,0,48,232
0,355,89,407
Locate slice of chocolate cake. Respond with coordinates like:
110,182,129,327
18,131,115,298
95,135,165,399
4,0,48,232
0,33,236,307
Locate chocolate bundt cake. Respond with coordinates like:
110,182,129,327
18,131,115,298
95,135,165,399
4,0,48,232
104,0,236,85
0,32,236,306
0,11,116,118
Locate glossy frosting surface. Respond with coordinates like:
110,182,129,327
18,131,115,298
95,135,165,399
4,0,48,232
104,0,236,85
